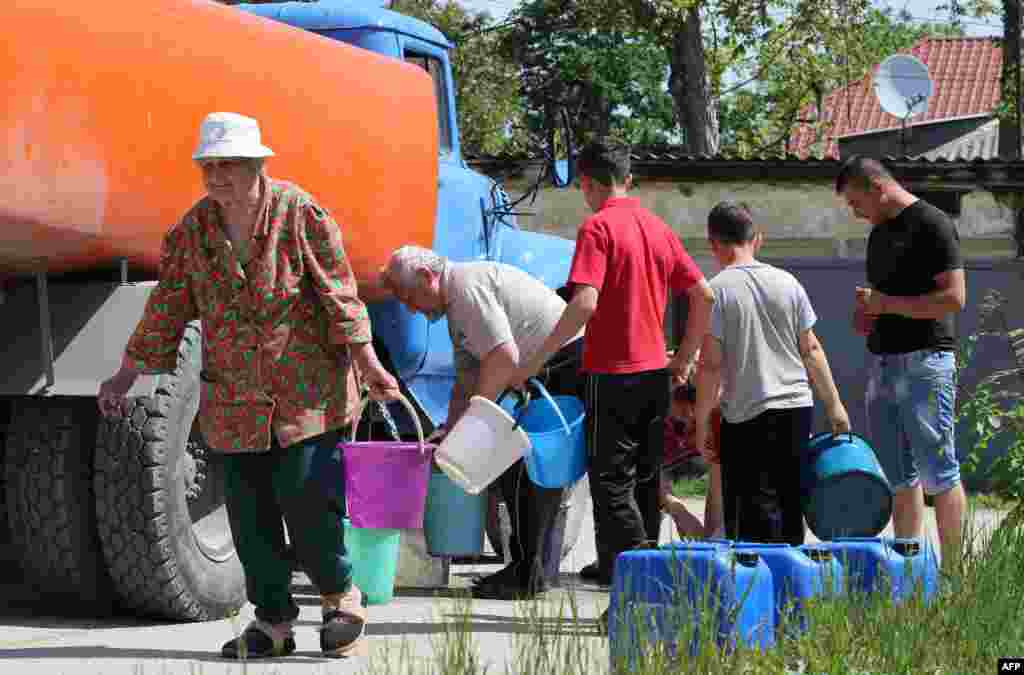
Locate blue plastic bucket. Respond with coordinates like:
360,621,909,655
609,544,775,667
342,519,401,605
801,432,893,540
423,468,486,556
505,380,586,488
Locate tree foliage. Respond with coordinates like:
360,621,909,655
498,0,675,150
714,3,966,157
391,0,526,155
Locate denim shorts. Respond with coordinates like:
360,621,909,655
865,349,960,495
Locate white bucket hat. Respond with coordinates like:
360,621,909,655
192,112,275,160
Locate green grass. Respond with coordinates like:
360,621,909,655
353,508,1024,674
670,475,708,499
967,491,1015,511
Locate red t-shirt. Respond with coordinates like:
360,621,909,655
568,197,703,374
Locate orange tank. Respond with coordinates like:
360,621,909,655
0,0,437,293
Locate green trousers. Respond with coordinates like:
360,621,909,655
223,428,351,624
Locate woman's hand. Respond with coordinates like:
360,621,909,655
97,366,140,418
350,342,400,401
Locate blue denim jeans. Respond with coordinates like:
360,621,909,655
866,349,960,495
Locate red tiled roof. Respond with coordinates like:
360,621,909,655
789,37,1002,159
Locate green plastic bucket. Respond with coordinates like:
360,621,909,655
343,518,401,605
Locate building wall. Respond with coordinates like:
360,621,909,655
500,176,1022,488
503,178,1018,259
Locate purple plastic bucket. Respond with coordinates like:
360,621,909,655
341,440,433,530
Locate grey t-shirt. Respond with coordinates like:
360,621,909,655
709,262,816,424
444,261,582,380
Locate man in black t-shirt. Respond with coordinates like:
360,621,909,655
836,155,967,570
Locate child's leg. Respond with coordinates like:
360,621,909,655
660,470,703,539
703,464,724,538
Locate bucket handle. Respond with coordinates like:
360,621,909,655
525,378,572,437
349,392,427,454
496,387,531,409
496,387,532,431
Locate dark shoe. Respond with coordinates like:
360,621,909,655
579,561,600,580
471,577,548,600
471,563,521,588
221,621,296,659
320,585,368,658
579,561,613,586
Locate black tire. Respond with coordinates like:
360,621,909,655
94,323,246,621
0,399,9,567
2,397,117,611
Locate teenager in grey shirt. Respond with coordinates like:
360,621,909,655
694,202,850,545
380,246,583,599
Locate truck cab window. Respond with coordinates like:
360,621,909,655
404,52,452,154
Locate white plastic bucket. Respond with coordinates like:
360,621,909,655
434,395,532,495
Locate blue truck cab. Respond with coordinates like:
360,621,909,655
238,0,576,427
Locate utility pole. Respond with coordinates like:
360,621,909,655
999,0,1022,159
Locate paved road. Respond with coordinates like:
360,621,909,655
0,498,1009,674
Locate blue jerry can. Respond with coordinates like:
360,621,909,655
823,537,939,603
609,543,775,668
731,542,844,634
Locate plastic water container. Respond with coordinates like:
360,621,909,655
731,542,844,634
823,537,939,604
609,544,775,666
343,519,401,605
423,468,487,556
341,393,432,529
514,381,587,488
435,395,531,495
801,432,893,540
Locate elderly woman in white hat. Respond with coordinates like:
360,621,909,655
98,112,398,659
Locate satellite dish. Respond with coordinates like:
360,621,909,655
874,54,933,120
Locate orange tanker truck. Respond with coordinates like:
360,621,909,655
0,0,585,621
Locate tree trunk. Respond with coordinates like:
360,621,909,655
998,0,1021,159
667,6,719,155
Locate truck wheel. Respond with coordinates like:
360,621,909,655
0,400,9,570
94,324,245,621
2,398,117,611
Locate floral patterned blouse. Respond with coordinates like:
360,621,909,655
125,177,370,452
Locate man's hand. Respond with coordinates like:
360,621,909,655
855,286,887,317
668,354,695,388
852,304,877,336
426,424,449,444
98,366,140,418
507,357,541,392
827,402,852,437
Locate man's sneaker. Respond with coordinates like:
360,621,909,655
221,620,296,659
579,561,602,581
320,585,368,658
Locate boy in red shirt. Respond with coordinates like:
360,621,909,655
515,140,714,589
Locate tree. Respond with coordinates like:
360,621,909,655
499,0,675,150
391,0,526,155
715,3,965,157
